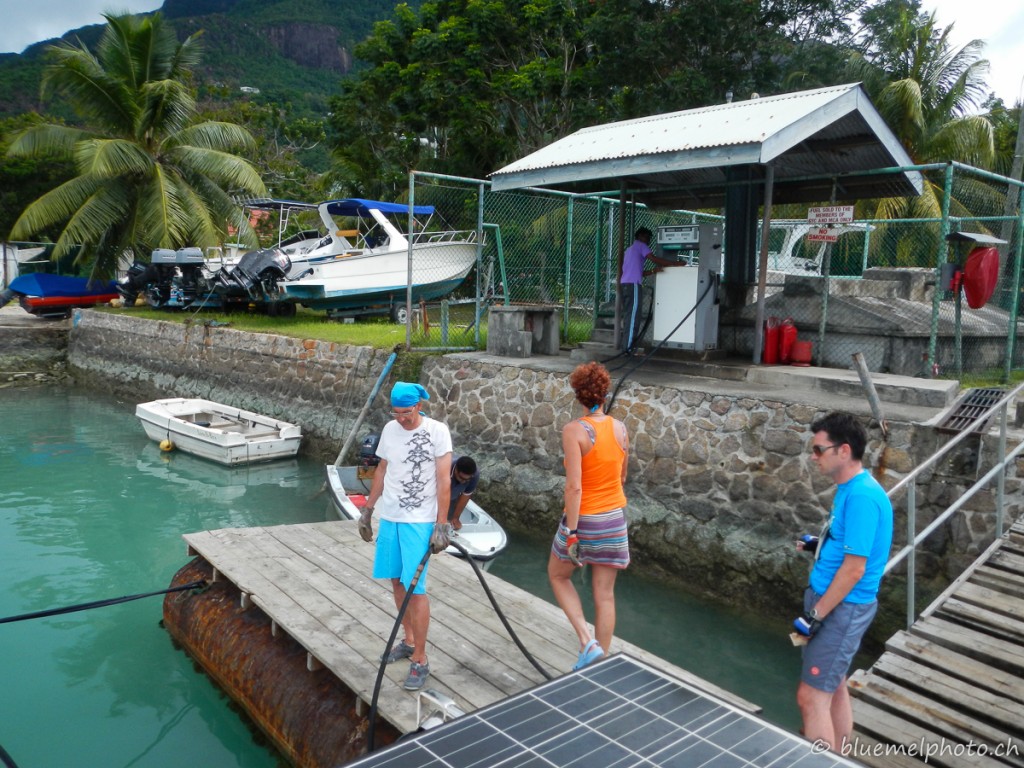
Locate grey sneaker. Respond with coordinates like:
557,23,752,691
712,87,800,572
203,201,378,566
381,640,414,664
403,661,430,690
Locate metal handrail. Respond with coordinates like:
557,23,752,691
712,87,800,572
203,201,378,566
884,381,1024,628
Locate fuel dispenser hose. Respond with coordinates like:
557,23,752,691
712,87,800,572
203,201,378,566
366,539,554,753
606,278,716,413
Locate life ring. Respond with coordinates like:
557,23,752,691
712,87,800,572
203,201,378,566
962,246,999,309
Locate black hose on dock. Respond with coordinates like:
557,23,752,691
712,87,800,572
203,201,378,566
0,581,206,624
366,541,556,753
367,548,432,753
449,539,554,683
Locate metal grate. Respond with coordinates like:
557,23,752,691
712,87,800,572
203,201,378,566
935,388,1006,434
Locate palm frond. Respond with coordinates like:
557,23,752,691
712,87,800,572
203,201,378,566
168,122,257,152
135,166,189,247
9,175,104,239
6,123,94,159
51,182,132,259
74,138,154,178
168,145,266,196
42,43,137,133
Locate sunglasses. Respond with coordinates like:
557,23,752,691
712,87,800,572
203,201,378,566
810,443,842,456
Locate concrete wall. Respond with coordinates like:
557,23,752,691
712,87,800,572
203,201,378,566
57,310,1024,624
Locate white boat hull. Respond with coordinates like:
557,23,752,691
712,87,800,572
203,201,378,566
283,241,478,310
325,464,508,562
136,398,302,466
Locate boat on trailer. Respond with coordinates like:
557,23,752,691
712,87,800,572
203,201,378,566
136,398,302,466
325,464,508,564
281,198,480,321
1,273,119,318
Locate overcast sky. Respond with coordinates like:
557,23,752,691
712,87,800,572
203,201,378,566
0,0,1021,106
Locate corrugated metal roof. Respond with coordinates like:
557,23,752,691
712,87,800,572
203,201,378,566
489,83,922,207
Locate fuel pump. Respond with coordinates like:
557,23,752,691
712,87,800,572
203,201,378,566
652,223,723,351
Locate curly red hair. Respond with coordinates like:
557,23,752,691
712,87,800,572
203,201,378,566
569,362,610,409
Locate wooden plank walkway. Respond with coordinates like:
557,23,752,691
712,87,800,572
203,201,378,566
850,519,1024,767
181,519,759,735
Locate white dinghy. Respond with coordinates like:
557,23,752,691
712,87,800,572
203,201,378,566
325,464,508,564
136,398,302,466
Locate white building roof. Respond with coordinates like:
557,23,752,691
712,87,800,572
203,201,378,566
490,83,922,207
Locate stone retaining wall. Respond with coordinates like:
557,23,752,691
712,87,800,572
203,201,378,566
60,310,1024,623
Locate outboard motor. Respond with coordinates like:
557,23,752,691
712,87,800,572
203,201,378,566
117,261,157,305
214,248,292,300
358,434,381,469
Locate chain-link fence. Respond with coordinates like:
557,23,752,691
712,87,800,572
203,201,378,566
407,166,1024,382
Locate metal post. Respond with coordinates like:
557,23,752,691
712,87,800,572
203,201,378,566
564,197,573,341
593,197,603,328
406,173,415,351
476,182,485,348
441,301,449,347
1004,184,1024,383
861,226,871,273
997,402,1007,538
954,276,963,379
752,163,775,364
815,182,838,367
906,481,916,629
928,164,955,372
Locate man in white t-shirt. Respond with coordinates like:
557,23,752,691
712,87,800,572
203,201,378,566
358,381,452,691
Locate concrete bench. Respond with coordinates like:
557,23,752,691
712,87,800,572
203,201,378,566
486,305,560,357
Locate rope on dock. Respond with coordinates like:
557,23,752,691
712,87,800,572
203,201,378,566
0,580,207,625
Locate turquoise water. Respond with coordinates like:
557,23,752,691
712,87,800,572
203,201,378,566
0,387,804,768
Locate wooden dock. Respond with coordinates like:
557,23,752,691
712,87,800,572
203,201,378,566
173,519,758,764
850,519,1024,767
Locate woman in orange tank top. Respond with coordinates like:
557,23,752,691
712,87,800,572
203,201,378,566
548,361,630,671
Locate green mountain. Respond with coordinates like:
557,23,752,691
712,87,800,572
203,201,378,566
0,0,403,119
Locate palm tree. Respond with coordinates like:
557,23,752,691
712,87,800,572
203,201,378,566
6,12,265,278
845,5,996,266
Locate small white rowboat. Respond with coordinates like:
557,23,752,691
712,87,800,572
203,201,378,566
136,398,302,466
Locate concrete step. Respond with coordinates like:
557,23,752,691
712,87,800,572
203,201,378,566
571,337,958,409
746,365,958,409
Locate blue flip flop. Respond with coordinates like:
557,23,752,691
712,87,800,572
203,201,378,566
573,639,604,670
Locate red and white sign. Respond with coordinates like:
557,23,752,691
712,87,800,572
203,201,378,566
805,227,839,243
807,205,854,225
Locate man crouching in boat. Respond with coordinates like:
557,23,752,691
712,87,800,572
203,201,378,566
358,381,452,691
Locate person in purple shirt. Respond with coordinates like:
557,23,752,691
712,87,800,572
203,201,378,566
620,227,677,354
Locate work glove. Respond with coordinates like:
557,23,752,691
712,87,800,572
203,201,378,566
565,528,582,567
358,506,374,543
430,522,452,554
797,534,819,555
793,612,823,638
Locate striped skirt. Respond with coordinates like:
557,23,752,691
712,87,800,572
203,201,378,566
551,508,630,569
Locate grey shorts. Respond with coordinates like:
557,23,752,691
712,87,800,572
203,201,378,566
801,587,877,692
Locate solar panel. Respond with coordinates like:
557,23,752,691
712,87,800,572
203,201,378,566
347,654,857,768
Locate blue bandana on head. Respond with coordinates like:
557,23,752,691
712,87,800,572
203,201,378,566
390,382,430,407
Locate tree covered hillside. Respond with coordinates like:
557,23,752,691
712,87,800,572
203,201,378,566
0,0,411,119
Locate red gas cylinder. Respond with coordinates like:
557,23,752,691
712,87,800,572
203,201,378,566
778,318,797,363
763,316,780,364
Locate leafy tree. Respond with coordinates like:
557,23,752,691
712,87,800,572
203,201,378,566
6,12,265,278
0,114,75,241
843,1,996,265
326,0,836,193
198,96,329,202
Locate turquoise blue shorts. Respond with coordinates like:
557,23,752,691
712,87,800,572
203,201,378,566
373,520,433,595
